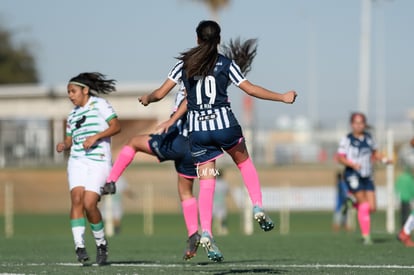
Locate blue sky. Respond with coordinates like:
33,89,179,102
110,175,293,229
1,0,413,128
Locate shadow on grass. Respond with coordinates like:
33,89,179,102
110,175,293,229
80,260,160,267
212,268,288,274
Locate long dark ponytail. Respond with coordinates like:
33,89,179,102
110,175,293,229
221,38,258,75
178,20,221,79
69,72,116,96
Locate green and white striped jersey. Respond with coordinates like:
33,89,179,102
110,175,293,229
66,96,117,162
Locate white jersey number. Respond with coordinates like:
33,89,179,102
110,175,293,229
196,76,216,105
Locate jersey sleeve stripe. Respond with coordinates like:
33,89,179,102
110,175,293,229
168,61,183,83
229,62,246,86
105,114,118,122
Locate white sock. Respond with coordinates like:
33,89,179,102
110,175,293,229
403,215,414,235
71,226,85,249
90,221,106,246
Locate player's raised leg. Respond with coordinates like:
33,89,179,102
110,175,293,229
227,141,274,232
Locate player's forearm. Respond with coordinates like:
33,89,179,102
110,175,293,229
239,81,296,103
147,89,164,103
245,84,285,101
172,99,188,121
337,155,356,169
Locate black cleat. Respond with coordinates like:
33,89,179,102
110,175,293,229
96,243,108,266
183,232,201,260
101,182,116,195
75,247,89,263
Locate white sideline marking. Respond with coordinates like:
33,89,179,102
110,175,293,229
4,263,414,269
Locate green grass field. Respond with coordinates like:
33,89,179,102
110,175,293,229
0,212,413,274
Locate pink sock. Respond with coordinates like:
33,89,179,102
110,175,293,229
107,146,136,182
198,179,215,236
181,197,198,237
357,202,371,236
237,157,263,207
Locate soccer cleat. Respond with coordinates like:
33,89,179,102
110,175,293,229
199,231,224,262
183,232,201,260
398,230,414,247
75,247,89,263
253,206,275,232
101,181,116,195
96,243,108,266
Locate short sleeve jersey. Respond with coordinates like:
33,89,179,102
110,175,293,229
66,96,117,162
337,132,377,177
168,54,246,132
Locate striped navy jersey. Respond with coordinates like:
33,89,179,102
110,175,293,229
66,96,117,162
337,132,378,177
168,54,246,132
172,84,188,136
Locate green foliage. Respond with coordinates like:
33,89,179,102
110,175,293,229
0,24,38,84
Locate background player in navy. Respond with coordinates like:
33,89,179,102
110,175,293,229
139,20,297,262
56,72,121,265
337,112,391,245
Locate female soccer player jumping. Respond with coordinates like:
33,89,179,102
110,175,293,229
102,38,260,261
56,72,121,265
139,20,297,262
337,112,391,245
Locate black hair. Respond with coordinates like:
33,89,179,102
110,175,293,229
178,20,221,79
69,72,116,96
221,38,258,75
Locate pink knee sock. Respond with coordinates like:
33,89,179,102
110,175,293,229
181,197,198,237
357,202,371,236
237,157,263,207
107,146,136,182
198,179,215,236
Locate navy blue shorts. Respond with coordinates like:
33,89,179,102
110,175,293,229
189,125,244,164
148,126,196,178
344,171,375,193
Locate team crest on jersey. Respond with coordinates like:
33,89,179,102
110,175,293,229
352,140,360,147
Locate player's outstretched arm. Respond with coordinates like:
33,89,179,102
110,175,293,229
139,79,176,106
238,80,297,104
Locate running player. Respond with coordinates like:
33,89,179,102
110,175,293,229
337,112,391,245
138,20,297,262
56,72,121,265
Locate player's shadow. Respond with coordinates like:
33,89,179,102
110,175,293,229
372,237,395,244
195,259,291,274
80,260,160,267
212,268,288,274
196,259,292,265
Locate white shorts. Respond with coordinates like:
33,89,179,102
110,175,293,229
67,157,111,195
